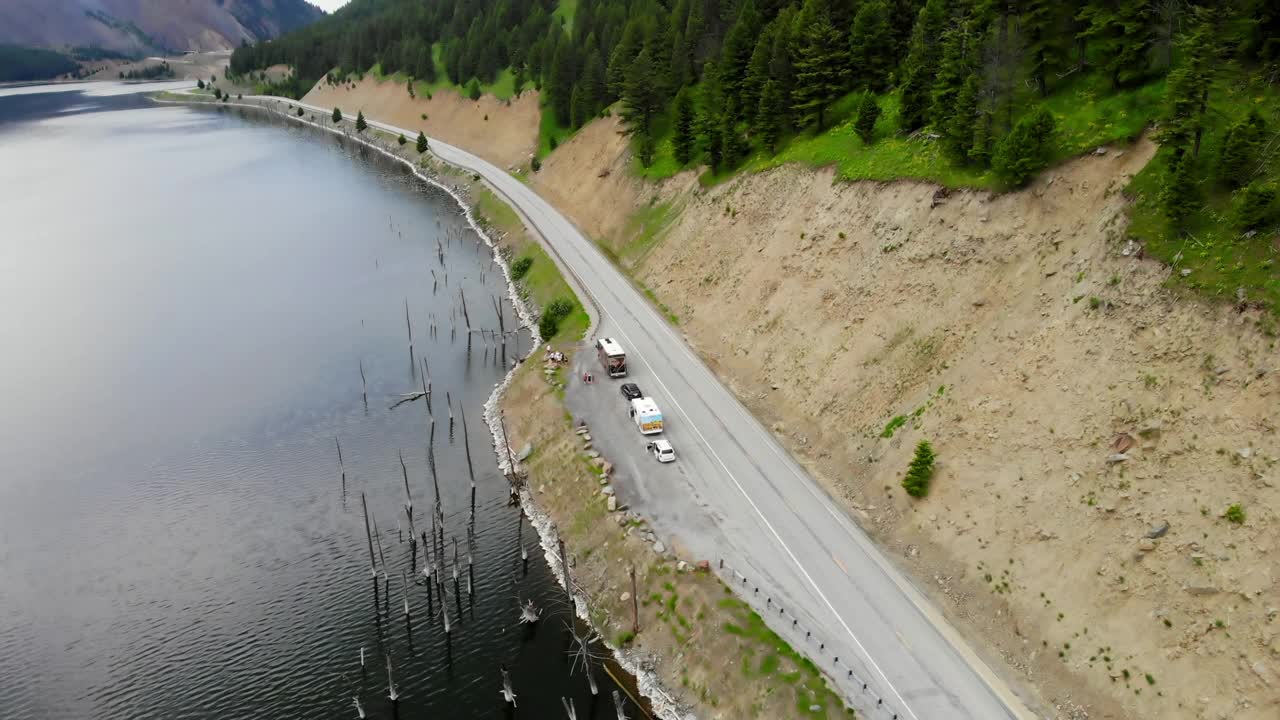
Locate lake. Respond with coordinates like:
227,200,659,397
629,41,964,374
0,83,635,720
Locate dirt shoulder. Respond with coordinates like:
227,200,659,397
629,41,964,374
302,75,540,171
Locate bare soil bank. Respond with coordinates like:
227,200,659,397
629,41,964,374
546,128,1278,718
402,93,1277,718
302,76,540,170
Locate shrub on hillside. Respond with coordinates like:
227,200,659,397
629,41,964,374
538,313,559,339
466,77,482,101
855,92,881,144
1217,110,1267,188
530,156,541,172
397,133,407,146
511,256,533,280
902,440,936,498
992,108,1056,188
546,297,574,321
1236,181,1277,232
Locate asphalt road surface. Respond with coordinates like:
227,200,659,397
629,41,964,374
254,96,1037,720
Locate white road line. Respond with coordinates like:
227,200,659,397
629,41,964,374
594,303,921,720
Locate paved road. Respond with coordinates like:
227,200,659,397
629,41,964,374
251,96,1037,720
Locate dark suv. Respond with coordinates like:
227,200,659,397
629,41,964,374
620,383,642,401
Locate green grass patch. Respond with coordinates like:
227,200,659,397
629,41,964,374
638,72,1164,192
880,415,908,438
473,188,589,343
1038,72,1164,162
715,596,844,718
537,104,574,159
1124,68,1280,315
368,46,532,103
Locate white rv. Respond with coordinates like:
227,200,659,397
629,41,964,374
628,397,664,435
596,337,627,377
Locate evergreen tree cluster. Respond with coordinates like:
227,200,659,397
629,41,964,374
233,0,1278,197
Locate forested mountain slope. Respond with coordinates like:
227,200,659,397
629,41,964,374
240,0,1277,310
0,0,323,55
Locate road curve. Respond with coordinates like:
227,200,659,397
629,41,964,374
253,95,1037,720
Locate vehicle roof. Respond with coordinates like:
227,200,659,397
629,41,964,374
598,337,625,356
653,439,673,451
630,397,660,414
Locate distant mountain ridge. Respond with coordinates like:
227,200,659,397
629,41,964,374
0,0,324,55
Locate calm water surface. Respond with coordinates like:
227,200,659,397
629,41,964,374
0,84,634,720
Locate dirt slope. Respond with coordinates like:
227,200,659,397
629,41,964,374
303,77,541,171
415,98,1278,718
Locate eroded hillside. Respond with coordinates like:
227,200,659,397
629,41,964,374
302,77,540,170
533,124,1279,719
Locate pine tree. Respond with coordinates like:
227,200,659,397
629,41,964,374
398,133,407,145
1077,0,1156,89
1161,151,1199,232
755,78,786,153
700,61,726,169
854,92,881,144
621,49,663,167
742,25,776,129
939,70,980,161
898,0,949,132
548,42,575,126
902,440,936,498
332,107,342,123
722,116,748,168
606,22,642,97
849,0,894,92
1218,110,1267,188
720,0,763,122
579,48,607,113
672,86,697,165
197,79,205,89
570,83,589,127
791,4,848,131
1023,0,1061,96
1157,6,1221,162
992,107,1057,187
416,131,428,153
356,110,367,132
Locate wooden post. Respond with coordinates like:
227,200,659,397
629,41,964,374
358,360,367,409
336,437,346,496
630,566,639,635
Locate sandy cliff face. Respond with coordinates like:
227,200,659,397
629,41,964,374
530,125,1279,719
380,91,1277,718
302,78,541,171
